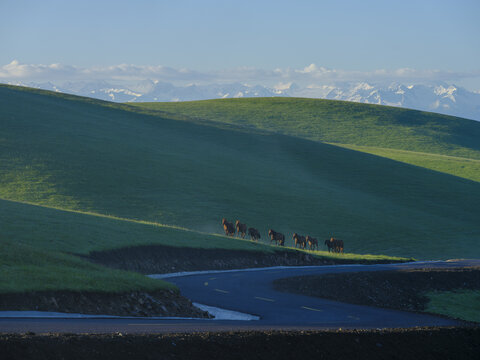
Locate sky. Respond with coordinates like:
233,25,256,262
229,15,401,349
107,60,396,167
1,0,479,89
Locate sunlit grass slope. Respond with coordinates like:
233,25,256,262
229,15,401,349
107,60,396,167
133,98,480,182
1,85,480,261
338,145,480,182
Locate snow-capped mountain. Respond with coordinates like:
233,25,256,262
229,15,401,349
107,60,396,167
284,82,480,121
8,80,480,121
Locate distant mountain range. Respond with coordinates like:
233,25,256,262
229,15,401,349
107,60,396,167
9,80,480,121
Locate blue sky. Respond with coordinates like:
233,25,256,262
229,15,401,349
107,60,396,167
1,0,479,89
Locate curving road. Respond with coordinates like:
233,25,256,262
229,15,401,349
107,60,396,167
1,260,478,333
157,260,478,328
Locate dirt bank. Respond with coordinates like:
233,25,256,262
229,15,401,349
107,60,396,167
0,327,479,360
0,289,209,318
274,267,480,312
86,244,405,274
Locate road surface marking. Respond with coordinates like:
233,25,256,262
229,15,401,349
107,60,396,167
301,306,323,312
214,288,230,294
128,323,199,326
348,315,360,320
254,296,275,302
209,277,217,280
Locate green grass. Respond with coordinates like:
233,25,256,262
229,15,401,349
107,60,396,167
280,246,409,262
1,85,479,259
0,85,479,294
0,198,407,293
0,240,176,293
131,98,480,181
337,144,480,183
0,198,279,255
425,290,480,323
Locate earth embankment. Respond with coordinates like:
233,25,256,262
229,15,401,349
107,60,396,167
0,289,209,318
0,328,479,360
274,267,480,313
86,244,407,274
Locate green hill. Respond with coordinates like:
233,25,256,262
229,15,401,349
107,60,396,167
131,98,480,182
1,85,479,264
0,198,279,293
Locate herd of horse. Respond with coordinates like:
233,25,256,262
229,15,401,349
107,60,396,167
221,218,344,254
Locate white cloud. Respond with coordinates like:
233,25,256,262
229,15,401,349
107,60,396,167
1,59,479,89
0,60,77,79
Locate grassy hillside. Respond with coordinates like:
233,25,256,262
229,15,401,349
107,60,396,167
0,198,266,293
0,198,406,293
1,85,479,262
132,98,480,182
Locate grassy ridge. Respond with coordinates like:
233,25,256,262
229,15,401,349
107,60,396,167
0,198,406,293
0,197,263,293
0,198,278,255
131,97,480,157
1,85,479,262
132,98,480,181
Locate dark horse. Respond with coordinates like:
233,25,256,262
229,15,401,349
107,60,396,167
306,235,318,250
334,238,344,253
222,218,235,236
325,237,344,253
324,238,335,252
248,227,261,241
268,229,285,246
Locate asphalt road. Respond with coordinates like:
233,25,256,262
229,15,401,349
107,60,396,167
1,260,478,333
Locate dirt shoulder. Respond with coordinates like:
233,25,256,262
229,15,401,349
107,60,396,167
85,244,406,274
0,289,209,318
0,327,479,360
274,267,480,313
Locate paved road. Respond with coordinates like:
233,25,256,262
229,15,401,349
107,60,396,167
1,260,478,333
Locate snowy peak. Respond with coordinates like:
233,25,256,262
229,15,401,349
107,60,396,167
8,80,480,121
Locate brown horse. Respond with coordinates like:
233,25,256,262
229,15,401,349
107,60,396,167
235,220,247,239
306,235,318,250
293,233,307,249
268,229,285,246
333,238,344,253
222,218,235,236
325,237,344,253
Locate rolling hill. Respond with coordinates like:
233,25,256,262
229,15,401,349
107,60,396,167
1,85,479,265
132,98,480,182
